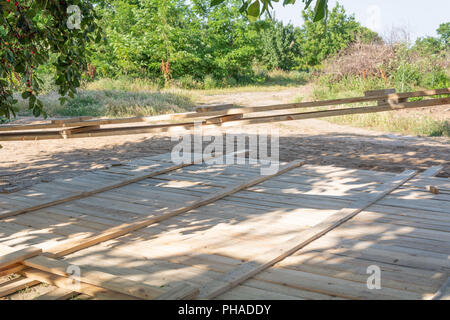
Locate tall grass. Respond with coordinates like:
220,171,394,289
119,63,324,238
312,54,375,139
311,75,450,137
15,89,195,118
13,71,309,118
329,112,450,137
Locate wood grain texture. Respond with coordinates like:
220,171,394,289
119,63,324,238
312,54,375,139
45,159,304,257
198,170,417,299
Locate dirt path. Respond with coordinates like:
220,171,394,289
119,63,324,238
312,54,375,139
1,85,449,192
196,85,312,107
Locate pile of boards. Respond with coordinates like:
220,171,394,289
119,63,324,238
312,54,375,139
0,87,449,141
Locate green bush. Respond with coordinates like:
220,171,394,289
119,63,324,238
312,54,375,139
204,75,219,90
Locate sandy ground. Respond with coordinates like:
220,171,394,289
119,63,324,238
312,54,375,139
0,85,449,192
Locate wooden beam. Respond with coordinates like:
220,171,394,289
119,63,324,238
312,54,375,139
45,160,304,257
20,268,136,300
152,88,450,118
22,255,165,300
60,125,101,137
1,88,448,135
218,97,450,128
431,277,450,300
419,166,444,177
154,284,200,300
365,88,397,106
198,169,418,299
0,151,237,219
0,277,40,297
195,104,235,113
34,287,78,300
1,95,448,141
0,263,26,277
0,120,198,141
0,244,42,269
51,116,94,124
205,113,243,124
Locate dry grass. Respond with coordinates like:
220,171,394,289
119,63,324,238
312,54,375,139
323,42,395,81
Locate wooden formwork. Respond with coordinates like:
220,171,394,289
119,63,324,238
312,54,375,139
0,152,449,300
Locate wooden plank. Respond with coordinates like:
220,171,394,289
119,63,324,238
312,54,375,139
20,268,135,300
1,88,447,133
419,166,444,178
0,244,42,269
0,263,26,277
21,255,165,300
198,169,418,298
51,116,94,124
45,160,304,257
195,104,235,113
205,113,244,124
431,277,450,300
1,96,447,141
61,125,101,137
152,88,450,118
0,277,40,297
0,90,448,140
365,88,397,106
34,287,77,300
218,97,450,128
154,284,199,300
0,151,234,219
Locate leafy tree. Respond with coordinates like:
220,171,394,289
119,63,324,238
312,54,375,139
93,0,262,83
414,22,449,54
0,0,101,118
260,21,300,70
357,26,383,44
212,0,329,23
437,22,449,47
414,36,443,54
295,3,360,68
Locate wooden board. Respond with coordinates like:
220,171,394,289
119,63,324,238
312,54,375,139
0,244,42,269
21,254,165,300
0,277,40,297
0,91,448,141
44,160,304,257
431,278,450,300
199,170,417,298
0,151,236,219
0,152,449,300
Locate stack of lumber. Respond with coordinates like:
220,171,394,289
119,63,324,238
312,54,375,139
0,87,449,141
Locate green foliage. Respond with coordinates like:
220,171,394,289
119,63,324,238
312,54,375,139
92,0,262,85
89,1,369,85
296,3,360,68
437,22,450,47
0,0,102,118
260,21,301,70
212,0,329,22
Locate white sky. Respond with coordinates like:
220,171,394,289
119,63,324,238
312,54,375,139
271,0,450,42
